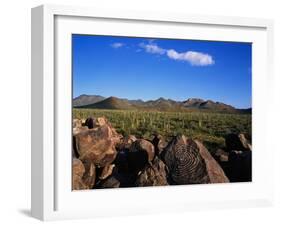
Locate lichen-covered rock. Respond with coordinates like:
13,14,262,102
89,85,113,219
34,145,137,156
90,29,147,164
74,125,118,167
163,135,210,184
195,140,229,183
136,157,169,186
72,158,87,190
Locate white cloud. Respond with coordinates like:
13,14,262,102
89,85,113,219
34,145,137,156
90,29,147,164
110,42,124,48
139,41,214,66
167,49,214,66
139,43,166,55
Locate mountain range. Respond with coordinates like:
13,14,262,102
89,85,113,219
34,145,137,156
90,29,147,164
73,94,251,114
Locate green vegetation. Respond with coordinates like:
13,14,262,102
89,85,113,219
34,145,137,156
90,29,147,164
73,109,251,153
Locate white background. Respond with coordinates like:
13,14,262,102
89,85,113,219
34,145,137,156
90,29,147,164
0,0,280,225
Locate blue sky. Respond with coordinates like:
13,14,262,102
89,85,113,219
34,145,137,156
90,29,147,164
72,35,252,108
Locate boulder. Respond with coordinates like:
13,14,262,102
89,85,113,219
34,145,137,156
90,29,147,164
135,157,169,186
73,126,88,136
130,139,155,162
225,133,252,151
215,149,229,162
99,164,115,180
128,139,155,173
195,140,229,183
81,159,96,188
72,158,87,190
73,119,82,128
74,124,118,167
93,117,107,127
96,167,122,188
163,135,210,184
152,134,168,156
72,145,78,158
84,116,109,128
116,135,137,151
85,117,94,129
73,118,88,136
238,134,252,151
227,150,252,182
99,177,121,188
84,117,122,145
114,149,130,172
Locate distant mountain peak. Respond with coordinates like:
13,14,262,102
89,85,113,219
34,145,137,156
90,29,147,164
73,94,250,114
79,96,133,110
185,98,204,103
73,94,106,107
155,97,166,102
108,96,118,100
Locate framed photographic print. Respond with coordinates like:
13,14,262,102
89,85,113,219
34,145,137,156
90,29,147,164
31,4,274,221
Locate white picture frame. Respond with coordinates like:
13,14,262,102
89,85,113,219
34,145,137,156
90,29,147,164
31,4,274,221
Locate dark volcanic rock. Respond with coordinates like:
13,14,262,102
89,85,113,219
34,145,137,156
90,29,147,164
98,176,121,188
84,117,118,130
72,115,238,189
97,167,137,188
72,158,87,190
163,135,210,184
85,117,95,129
136,157,169,186
74,124,119,167
81,159,96,189
128,139,155,173
214,134,252,182
195,140,229,183
116,135,137,151
130,139,155,162
225,133,252,152
127,148,148,174
227,150,252,182
114,149,130,172
99,164,115,180
238,134,252,151
72,136,79,158
215,149,229,162
152,134,168,156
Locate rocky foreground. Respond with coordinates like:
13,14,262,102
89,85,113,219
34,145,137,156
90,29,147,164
72,117,252,190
